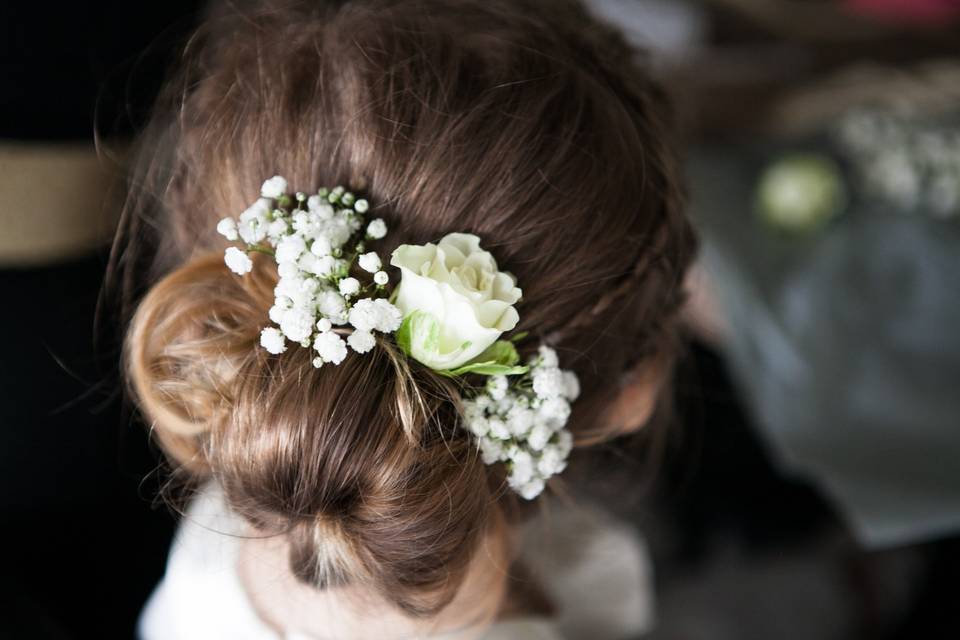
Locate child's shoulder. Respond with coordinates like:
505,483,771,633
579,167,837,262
141,483,653,640
139,483,278,640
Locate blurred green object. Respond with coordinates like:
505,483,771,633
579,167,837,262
755,154,846,232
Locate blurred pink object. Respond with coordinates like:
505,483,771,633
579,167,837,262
845,0,960,24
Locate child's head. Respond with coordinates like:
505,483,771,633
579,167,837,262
120,0,695,621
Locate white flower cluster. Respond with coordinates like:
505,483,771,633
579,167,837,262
837,110,960,218
218,176,400,367
460,345,580,500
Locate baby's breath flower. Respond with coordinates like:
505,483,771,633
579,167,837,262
338,277,361,297
538,444,568,477
279,309,314,344
517,479,545,501
488,418,510,440
292,211,318,236
259,327,286,355
358,251,382,273
467,414,489,438
366,218,387,239
310,236,332,257
538,397,571,427
347,329,376,354
507,405,535,437
496,394,516,414
260,175,288,199
277,262,298,279
457,343,579,500
487,376,508,401
238,201,269,244
348,298,402,333
509,449,535,485
267,218,289,240
313,331,347,365
537,345,559,368
310,255,337,277
527,424,552,451
354,198,370,214
474,395,493,411
217,217,239,241
532,366,565,399
373,270,389,286
297,253,319,275
275,234,306,264
347,299,378,332
224,247,253,275
371,299,402,332
562,370,580,401
317,291,348,325
324,217,352,246
480,439,504,465
315,318,332,333
269,304,287,325
308,195,335,220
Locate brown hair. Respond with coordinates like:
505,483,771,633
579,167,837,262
117,0,696,619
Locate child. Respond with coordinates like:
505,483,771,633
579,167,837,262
116,0,696,637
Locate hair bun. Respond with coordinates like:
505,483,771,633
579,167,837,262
126,252,501,614
125,252,275,467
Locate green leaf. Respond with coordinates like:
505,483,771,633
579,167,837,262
395,311,440,359
509,331,529,343
474,340,521,367
395,315,412,355
441,340,526,377
447,362,529,376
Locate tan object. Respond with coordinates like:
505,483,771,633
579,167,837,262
0,142,123,266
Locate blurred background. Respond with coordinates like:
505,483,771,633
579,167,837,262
2,0,959,638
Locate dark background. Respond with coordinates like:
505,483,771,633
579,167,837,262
0,3,199,637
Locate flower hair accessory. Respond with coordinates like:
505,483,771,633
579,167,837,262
217,176,579,499
462,345,579,499
218,176,397,366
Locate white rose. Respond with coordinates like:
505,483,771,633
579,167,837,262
390,233,522,370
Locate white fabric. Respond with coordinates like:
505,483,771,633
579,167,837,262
139,483,653,639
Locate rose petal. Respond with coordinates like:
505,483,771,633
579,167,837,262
492,272,522,305
438,233,482,268
391,243,435,271
475,299,520,331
